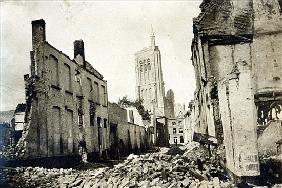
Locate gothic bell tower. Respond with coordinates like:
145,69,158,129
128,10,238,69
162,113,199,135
135,30,166,117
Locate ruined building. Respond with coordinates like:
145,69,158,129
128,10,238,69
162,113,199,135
20,19,109,162
187,0,282,179
12,104,26,144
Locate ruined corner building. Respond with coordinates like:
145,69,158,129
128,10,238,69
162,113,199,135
20,19,110,161
189,0,282,178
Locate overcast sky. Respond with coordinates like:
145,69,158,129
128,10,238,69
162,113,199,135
0,1,201,111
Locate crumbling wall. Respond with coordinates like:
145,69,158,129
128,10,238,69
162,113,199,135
22,43,110,159
17,20,110,161
108,102,148,155
115,122,146,155
188,0,282,178
190,37,223,144
211,44,259,176
155,117,169,147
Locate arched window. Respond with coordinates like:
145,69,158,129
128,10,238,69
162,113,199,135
63,63,71,91
49,55,59,86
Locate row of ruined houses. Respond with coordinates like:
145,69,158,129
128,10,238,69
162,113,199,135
0,19,154,166
183,0,282,181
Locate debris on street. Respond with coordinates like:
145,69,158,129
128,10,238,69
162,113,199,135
0,145,234,188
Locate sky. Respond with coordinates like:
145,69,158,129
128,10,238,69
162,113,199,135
0,1,201,111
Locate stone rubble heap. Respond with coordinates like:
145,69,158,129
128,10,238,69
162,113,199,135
1,146,234,188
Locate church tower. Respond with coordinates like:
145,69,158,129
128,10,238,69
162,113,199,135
135,31,166,117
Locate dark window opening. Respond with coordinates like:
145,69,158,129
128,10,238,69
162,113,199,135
87,77,93,92
174,137,177,144
78,98,83,127
210,84,218,100
173,128,176,134
101,85,107,106
104,118,107,128
89,102,95,127
94,82,99,103
180,136,184,143
63,63,71,91
78,110,83,127
97,117,101,127
50,55,59,86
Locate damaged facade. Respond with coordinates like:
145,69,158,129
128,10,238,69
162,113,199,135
11,19,152,164
11,104,26,145
22,19,110,160
186,0,282,179
17,19,108,161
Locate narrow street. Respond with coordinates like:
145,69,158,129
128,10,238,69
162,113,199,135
0,144,233,188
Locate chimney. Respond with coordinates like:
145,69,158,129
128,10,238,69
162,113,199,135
31,19,46,50
74,40,85,66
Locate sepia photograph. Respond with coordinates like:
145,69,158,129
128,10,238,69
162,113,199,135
0,0,281,187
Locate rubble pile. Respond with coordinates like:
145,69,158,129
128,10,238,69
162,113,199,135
0,166,78,188
0,146,17,160
1,146,233,188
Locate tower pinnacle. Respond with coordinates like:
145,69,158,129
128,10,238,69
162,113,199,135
150,25,155,47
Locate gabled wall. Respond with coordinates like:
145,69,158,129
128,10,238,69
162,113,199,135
17,19,109,160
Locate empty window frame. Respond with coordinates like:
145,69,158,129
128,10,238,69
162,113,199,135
104,118,107,128
101,85,107,106
97,117,101,127
49,55,59,86
180,136,184,143
94,82,99,103
63,63,71,91
173,137,177,144
89,102,95,126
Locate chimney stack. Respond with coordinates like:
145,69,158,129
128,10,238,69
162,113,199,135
74,40,85,66
31,19,46,50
